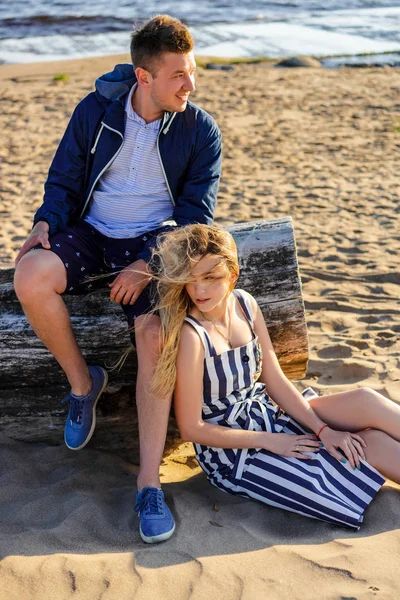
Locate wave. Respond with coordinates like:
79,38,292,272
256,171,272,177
0,11,306,41
0,15,138,40
2,2,400,64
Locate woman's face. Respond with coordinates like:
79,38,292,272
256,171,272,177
185,254,235,313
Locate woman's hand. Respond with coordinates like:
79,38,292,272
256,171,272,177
264,433,321,459
319,427,367,469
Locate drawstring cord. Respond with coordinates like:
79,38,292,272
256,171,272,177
91,123,105,154
163,112,176,135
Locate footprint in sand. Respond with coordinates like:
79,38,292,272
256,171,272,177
133,550,204,592
377,331,397,339
319,361,375,385
375,330,397,349
358,315,380,324
318,344,353,359
321,314,356,334
347,258,370,266
337,246,364,255
321,254,342,262
376,338,397,348
348,339,370,350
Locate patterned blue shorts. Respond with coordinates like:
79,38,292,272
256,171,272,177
33,219,159,329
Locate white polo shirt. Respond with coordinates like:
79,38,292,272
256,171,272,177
84,84,173,239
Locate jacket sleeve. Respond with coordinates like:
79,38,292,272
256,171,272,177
173,113,222,226
33,100,89,235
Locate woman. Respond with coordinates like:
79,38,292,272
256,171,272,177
150,224,398,529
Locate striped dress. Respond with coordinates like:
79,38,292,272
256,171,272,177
185,289,385,529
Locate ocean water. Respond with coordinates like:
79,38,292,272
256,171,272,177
1,1,400,64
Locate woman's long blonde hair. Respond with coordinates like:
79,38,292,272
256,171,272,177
150,224,239,399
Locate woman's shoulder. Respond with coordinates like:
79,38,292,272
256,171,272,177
177,321,205,366
234,288,259,312
180,320,204,349
235,288,254,300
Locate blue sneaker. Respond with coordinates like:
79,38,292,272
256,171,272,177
134,487,175,543
62,365,108,451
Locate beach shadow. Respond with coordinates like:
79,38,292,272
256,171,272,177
132,476,399,570
0,433,399,569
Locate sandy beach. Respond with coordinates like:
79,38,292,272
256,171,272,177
0,54,400,599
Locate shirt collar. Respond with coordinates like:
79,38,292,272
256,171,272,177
125,83,162,130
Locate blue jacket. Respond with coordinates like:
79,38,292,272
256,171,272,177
34,63,222,260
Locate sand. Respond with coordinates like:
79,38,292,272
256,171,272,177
0,54,399,599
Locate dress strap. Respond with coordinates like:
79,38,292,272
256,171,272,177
233,289,256,336
184,316,217,358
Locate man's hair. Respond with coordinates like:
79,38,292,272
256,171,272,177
130,15,194,76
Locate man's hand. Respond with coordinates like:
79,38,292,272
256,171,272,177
109,259,152,305
15,221,51,266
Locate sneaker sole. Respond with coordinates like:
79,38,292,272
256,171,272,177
139,521,176,544
65,367,109,451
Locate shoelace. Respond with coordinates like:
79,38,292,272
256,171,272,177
134,488,164,516
61,394,85,424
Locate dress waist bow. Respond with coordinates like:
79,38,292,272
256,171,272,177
204,395,276,480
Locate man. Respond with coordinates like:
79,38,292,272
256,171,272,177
14,15,221,544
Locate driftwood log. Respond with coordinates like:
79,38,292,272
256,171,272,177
0,217,308,463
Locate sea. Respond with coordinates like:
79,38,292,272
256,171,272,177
2,1,400,66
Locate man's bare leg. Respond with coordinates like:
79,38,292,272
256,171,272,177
14,249,91,395
133,314,175,542
134,314,171,490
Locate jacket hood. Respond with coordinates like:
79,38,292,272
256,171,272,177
95,63,136,102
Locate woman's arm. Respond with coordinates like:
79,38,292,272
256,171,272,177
249,293,326,435
174,323,320,459
247,292,366,466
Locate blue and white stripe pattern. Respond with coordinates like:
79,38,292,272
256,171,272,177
84,83,174,239
185,289,385,529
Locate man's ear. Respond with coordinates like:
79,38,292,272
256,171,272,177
135,66,152,88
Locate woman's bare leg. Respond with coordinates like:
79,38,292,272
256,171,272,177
355,429,400,484
308,387,400,482
309,387,400,441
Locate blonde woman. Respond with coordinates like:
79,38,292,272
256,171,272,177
150,224,399,529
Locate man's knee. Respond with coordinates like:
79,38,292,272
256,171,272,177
14,250,67,303
134,314,161,356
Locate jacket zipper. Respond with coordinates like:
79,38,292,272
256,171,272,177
80,122,124,217
157,113,175,206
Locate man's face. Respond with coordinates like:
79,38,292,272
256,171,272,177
149,51,196,113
